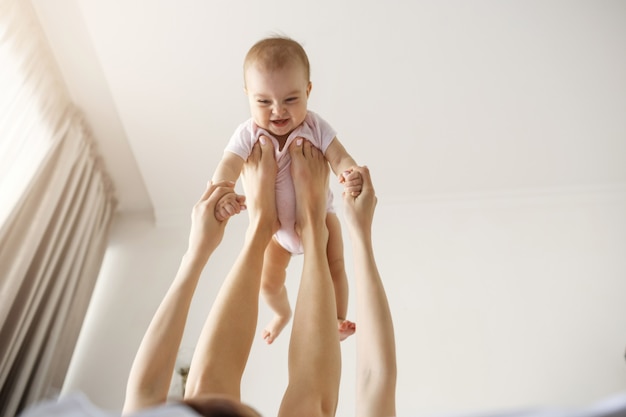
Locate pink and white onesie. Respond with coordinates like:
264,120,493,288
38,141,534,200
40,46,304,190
225,110,336,255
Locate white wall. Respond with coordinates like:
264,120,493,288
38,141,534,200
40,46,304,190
63,186,626,416
24,0,626,415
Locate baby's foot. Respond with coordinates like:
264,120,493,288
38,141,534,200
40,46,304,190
262,313,292,344
338,319,356,341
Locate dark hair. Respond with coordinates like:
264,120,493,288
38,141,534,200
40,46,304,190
183,397,261,417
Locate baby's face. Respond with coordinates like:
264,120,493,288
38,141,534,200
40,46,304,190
244,62,311,141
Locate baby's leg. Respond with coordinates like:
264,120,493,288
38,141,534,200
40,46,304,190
261,238,292,344
326,212,356,341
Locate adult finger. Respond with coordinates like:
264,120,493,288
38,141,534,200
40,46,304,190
249,139,261,160
288,137,304,158
303,138,314,158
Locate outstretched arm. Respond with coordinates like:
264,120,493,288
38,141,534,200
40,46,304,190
343,166,397,417
184,137,279,400
278,139,342,417
212,151,247,221
324,137,362,196
123,180,237,415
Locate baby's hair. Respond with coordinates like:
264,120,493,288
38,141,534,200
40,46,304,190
243,36,310,86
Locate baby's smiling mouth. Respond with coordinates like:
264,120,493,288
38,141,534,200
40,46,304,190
271,119,289,127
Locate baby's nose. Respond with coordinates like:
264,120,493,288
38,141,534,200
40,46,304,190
272,103,285,116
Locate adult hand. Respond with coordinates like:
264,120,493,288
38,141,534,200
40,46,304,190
342,165,377,240
241,136,279,234
188,180,238,257
289,138,330,236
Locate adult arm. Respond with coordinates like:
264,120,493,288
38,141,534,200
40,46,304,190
278,139,342,417
343,166,397,417
184,138,278,400
123,180,236,415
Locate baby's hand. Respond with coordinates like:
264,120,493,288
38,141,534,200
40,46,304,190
214,191,246,221
339,168,363,197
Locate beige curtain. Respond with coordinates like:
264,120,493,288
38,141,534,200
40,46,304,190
0,1,117,416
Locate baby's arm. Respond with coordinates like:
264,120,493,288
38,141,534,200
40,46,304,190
324,137,363,197
212,152,246,221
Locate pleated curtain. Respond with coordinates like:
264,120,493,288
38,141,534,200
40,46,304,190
0,1,117,415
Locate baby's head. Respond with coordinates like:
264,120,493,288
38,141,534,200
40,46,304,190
243,36,310,87
243,36,312,140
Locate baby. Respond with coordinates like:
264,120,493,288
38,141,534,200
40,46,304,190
212,36,361,344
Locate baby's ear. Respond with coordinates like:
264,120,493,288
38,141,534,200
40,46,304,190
306,81,312,97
